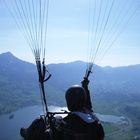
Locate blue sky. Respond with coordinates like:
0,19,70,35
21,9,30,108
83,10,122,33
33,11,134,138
0,0,140,67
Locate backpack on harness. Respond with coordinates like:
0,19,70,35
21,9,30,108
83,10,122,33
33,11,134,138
52,112,104,140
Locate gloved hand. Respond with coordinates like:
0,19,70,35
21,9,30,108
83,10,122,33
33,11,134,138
81,77,89,89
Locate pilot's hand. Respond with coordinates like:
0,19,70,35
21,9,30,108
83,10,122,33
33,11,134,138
81,78,89,89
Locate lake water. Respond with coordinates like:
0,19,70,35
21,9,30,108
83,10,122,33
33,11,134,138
0,105,126,140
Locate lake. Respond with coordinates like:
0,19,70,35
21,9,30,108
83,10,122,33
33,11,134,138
0,105,126,140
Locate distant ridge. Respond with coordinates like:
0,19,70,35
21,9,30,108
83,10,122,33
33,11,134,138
0,52,34,65
0,52,17,62
0,51,13,57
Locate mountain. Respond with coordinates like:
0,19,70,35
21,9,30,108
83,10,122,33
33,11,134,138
48,61,140,95
0,52,140,114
